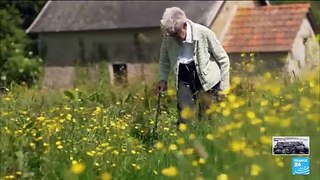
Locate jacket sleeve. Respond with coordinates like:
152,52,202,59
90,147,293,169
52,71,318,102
206,30,230,90
159,36,171,81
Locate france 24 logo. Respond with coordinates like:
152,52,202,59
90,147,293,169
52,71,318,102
292,157,310,175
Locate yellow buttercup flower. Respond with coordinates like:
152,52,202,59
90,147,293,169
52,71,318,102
216,173,228,180
161,166,178,177
230,140,247,152
199,158,206,164
101,172,111,180
250,164,262,176
250,118,263,125
155,142,164,150
220,88,230,95
30,143,36,150
307,114,319,123
246,111,256,120
232,76,241,86
279,118,291,128
259,136,271,145
232,102,240,109
66,113,72,120
205,104,216,115
260,100,269,107
246,63,255,72
274,157,284,168
37,116,45,121
192,161,199,167
184,148,194,155
196,176,204,180
227,94,236,103
178,124,187,131
264,72,272,80
111,150,119,155
169,144,177,151
281,104,292,111
206,134,214,141
243,148,255,157
310,84,319,95
273,101,280,107
55,141,61,146
167,89,176,96
222,109,231,117
176,138,185,145
70,162,86,174
299,96,312,112
181,107,194,120
268,82,281,96
285,94,294,100
219,102,226,108
189,133,196,140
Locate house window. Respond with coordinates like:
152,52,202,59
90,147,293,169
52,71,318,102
112,64,127,84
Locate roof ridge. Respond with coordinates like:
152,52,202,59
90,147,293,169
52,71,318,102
26,1,223,33
26,0,52,34
237,3,310,10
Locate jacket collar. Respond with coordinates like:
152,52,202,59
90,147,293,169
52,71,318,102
187,19,199,41
184,21,193,43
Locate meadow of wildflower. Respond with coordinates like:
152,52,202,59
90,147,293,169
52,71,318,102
0,61,319,180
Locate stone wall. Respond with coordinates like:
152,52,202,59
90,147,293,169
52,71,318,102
42,66,75,89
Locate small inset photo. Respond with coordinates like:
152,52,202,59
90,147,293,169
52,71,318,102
272,136,310,155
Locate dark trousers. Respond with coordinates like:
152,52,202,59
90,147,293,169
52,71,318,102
177,61,220,125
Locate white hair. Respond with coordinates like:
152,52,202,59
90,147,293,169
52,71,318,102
160,7,188,34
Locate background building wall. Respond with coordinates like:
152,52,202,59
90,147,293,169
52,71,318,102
38,28,162,88
286,17,320,78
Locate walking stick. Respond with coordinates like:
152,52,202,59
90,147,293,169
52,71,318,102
151,92,162,142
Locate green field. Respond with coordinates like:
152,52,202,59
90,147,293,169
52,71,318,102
0,66,319,180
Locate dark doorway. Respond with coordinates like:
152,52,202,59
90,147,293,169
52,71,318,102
113,64,128,84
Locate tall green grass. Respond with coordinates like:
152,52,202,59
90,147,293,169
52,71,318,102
0,62,319,180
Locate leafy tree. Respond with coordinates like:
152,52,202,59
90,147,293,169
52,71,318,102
1,0,47,54
0,2,42,87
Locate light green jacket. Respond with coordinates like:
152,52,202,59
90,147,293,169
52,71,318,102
159,20,230,91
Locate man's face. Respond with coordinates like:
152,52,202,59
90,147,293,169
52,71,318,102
167,23,187,43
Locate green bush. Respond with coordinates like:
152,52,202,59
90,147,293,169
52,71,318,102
3,54,42,86
0,3,42,88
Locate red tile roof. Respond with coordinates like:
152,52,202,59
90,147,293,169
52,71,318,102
222,3,310,53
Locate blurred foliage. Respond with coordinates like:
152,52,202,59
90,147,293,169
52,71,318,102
0,0,47,29
0,0,47,54
0,1,44,87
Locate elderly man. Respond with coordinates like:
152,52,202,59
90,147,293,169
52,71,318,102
156,7,230,126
